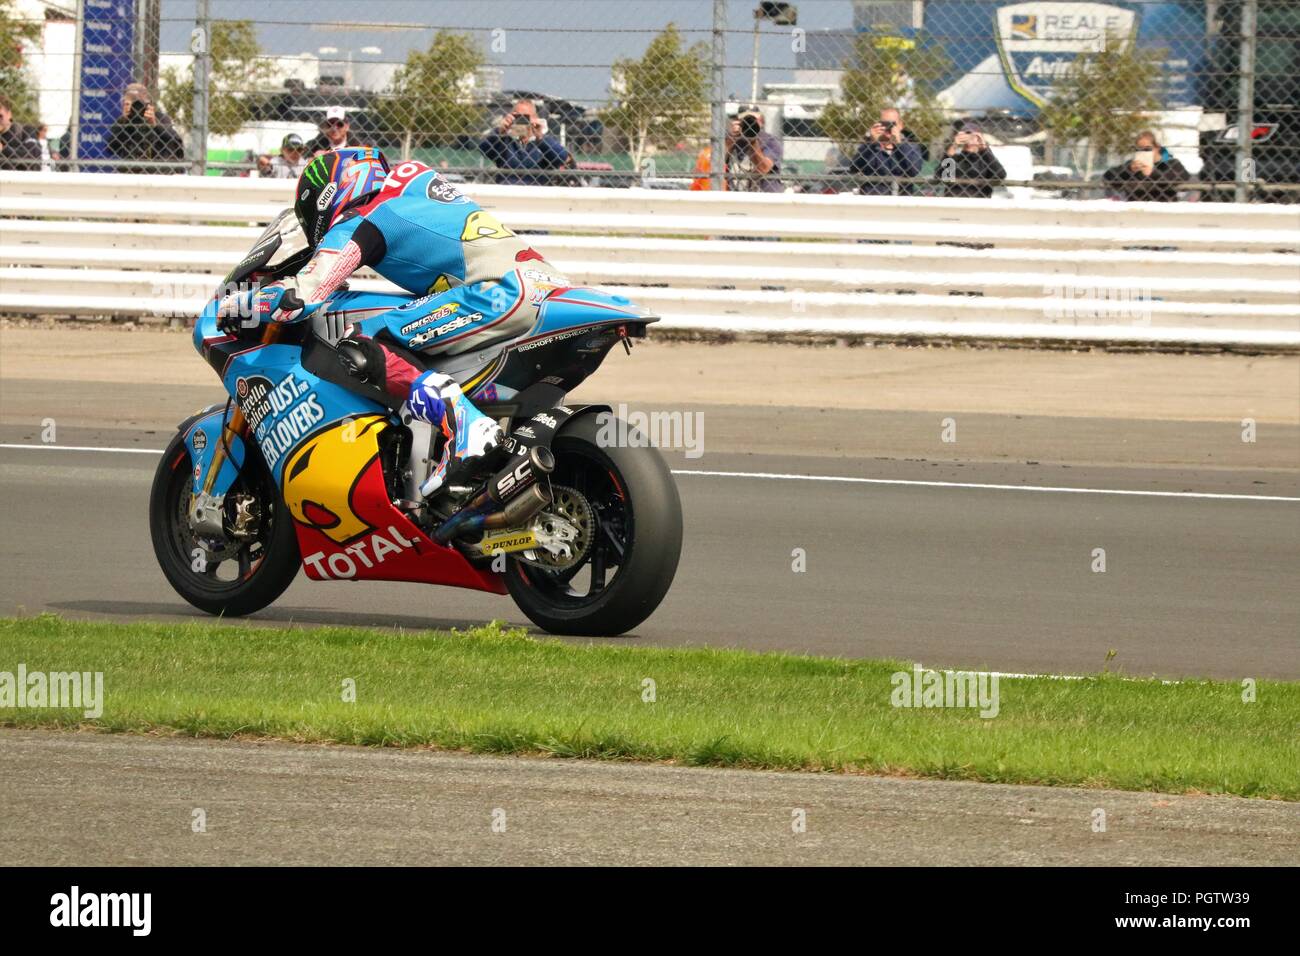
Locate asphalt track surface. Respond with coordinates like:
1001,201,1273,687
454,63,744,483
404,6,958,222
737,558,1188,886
0,380,1297,680
3,729,1296,865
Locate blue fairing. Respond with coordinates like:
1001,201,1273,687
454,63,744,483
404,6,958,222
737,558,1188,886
532,288,654,338
219,344,388,484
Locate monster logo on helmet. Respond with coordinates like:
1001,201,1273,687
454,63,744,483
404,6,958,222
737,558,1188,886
295,147,391,248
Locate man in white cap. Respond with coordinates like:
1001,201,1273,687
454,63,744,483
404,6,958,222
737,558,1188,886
309,105,359,156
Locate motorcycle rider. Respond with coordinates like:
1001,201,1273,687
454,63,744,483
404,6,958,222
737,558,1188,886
220,147,571,496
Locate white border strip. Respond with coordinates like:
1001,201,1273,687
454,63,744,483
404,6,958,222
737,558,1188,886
3,443,1297,502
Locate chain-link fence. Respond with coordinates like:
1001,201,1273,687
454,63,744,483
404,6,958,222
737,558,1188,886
2,1,1297,200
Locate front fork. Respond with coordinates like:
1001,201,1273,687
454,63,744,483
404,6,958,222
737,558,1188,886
190,323,283,536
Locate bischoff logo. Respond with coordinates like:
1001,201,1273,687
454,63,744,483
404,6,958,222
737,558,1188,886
890,663,1000,718
0,664,103,718
595,403,704,460
50,886,151,936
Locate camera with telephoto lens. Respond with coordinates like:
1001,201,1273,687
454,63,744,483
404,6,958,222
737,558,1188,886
129,99,147,119
739,114,761,139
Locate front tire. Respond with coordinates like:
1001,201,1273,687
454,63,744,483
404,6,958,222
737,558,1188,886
149,431,300,616
506,413,682,636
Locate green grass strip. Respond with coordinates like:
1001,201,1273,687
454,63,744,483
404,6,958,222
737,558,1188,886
1,614,1295,799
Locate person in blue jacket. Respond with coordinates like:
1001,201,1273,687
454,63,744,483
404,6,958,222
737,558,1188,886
220,147,572,497
851,108,925,196
479,99,572,186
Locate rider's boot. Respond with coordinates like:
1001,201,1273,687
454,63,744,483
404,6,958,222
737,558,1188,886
406,371,504,498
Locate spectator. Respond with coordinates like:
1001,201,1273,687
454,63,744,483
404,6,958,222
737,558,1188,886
1103,130,1189,202
269,133,307,178
254,153,274,178
726,109,782,192
933,121,1005,198
850,107,924,196
479,98,571,185
308,106,361,156
106,83,184,173
0,94,42,170
36,124,51,171
688,111,783,192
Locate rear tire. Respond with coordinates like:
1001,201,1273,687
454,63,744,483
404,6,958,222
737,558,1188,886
149,431,300,616
506,413,682,636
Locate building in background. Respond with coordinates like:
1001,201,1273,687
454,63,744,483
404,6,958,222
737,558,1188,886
13,0,77,138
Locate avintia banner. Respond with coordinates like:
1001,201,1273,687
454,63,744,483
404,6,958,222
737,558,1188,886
915,0,1206,112
995,1,1139,106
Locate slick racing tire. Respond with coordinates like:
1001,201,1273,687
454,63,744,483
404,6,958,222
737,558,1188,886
149,431,300,617
506,412,682,636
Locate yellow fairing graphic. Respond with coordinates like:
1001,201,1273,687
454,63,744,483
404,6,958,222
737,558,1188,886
461,210,515,242
283,414,388,544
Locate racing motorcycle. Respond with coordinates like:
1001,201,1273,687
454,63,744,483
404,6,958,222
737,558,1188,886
148,210,682,636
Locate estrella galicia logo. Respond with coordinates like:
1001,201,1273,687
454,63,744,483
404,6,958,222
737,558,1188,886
234,374,275,433
426,177,467,204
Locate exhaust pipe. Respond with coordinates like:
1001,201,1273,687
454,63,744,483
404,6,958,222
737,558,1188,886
483,484,551,531
434,484,552,544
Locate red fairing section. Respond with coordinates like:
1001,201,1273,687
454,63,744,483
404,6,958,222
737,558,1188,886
292,458,506,594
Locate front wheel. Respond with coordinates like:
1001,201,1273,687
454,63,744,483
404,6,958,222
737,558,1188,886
149,431,300,616
506,413,682,636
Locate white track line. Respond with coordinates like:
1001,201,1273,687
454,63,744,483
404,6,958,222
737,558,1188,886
0,443,164,455
2,443,1298,503
673,468,1300,502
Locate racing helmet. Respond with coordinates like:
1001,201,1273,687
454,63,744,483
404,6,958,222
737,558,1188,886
295,146,390,248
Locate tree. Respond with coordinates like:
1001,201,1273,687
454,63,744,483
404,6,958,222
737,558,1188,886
160,20,272,137
819,30,951,157
374,31,485,159
0,0,41,124
1039,34,1164,180
603,23,709,171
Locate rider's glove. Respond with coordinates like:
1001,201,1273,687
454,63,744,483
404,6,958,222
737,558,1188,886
216,288,256,334
215,283,307,334
252,281,306,323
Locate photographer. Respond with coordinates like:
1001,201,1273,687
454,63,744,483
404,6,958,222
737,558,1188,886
106,83,184,173
933,121,1005,199
1103,130,1188,202
850,108,924,196
479,98,572,186
722,109,782,192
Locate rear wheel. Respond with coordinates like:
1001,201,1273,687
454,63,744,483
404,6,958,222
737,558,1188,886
149,431,300,616
506,413,682,636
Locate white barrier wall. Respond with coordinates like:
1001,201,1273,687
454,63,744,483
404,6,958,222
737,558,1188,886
2,171,1298,347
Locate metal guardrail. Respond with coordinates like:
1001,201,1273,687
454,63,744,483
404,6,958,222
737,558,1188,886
1,171,1297,348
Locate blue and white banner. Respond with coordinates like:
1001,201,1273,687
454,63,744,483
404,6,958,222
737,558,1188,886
76,0,136,161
